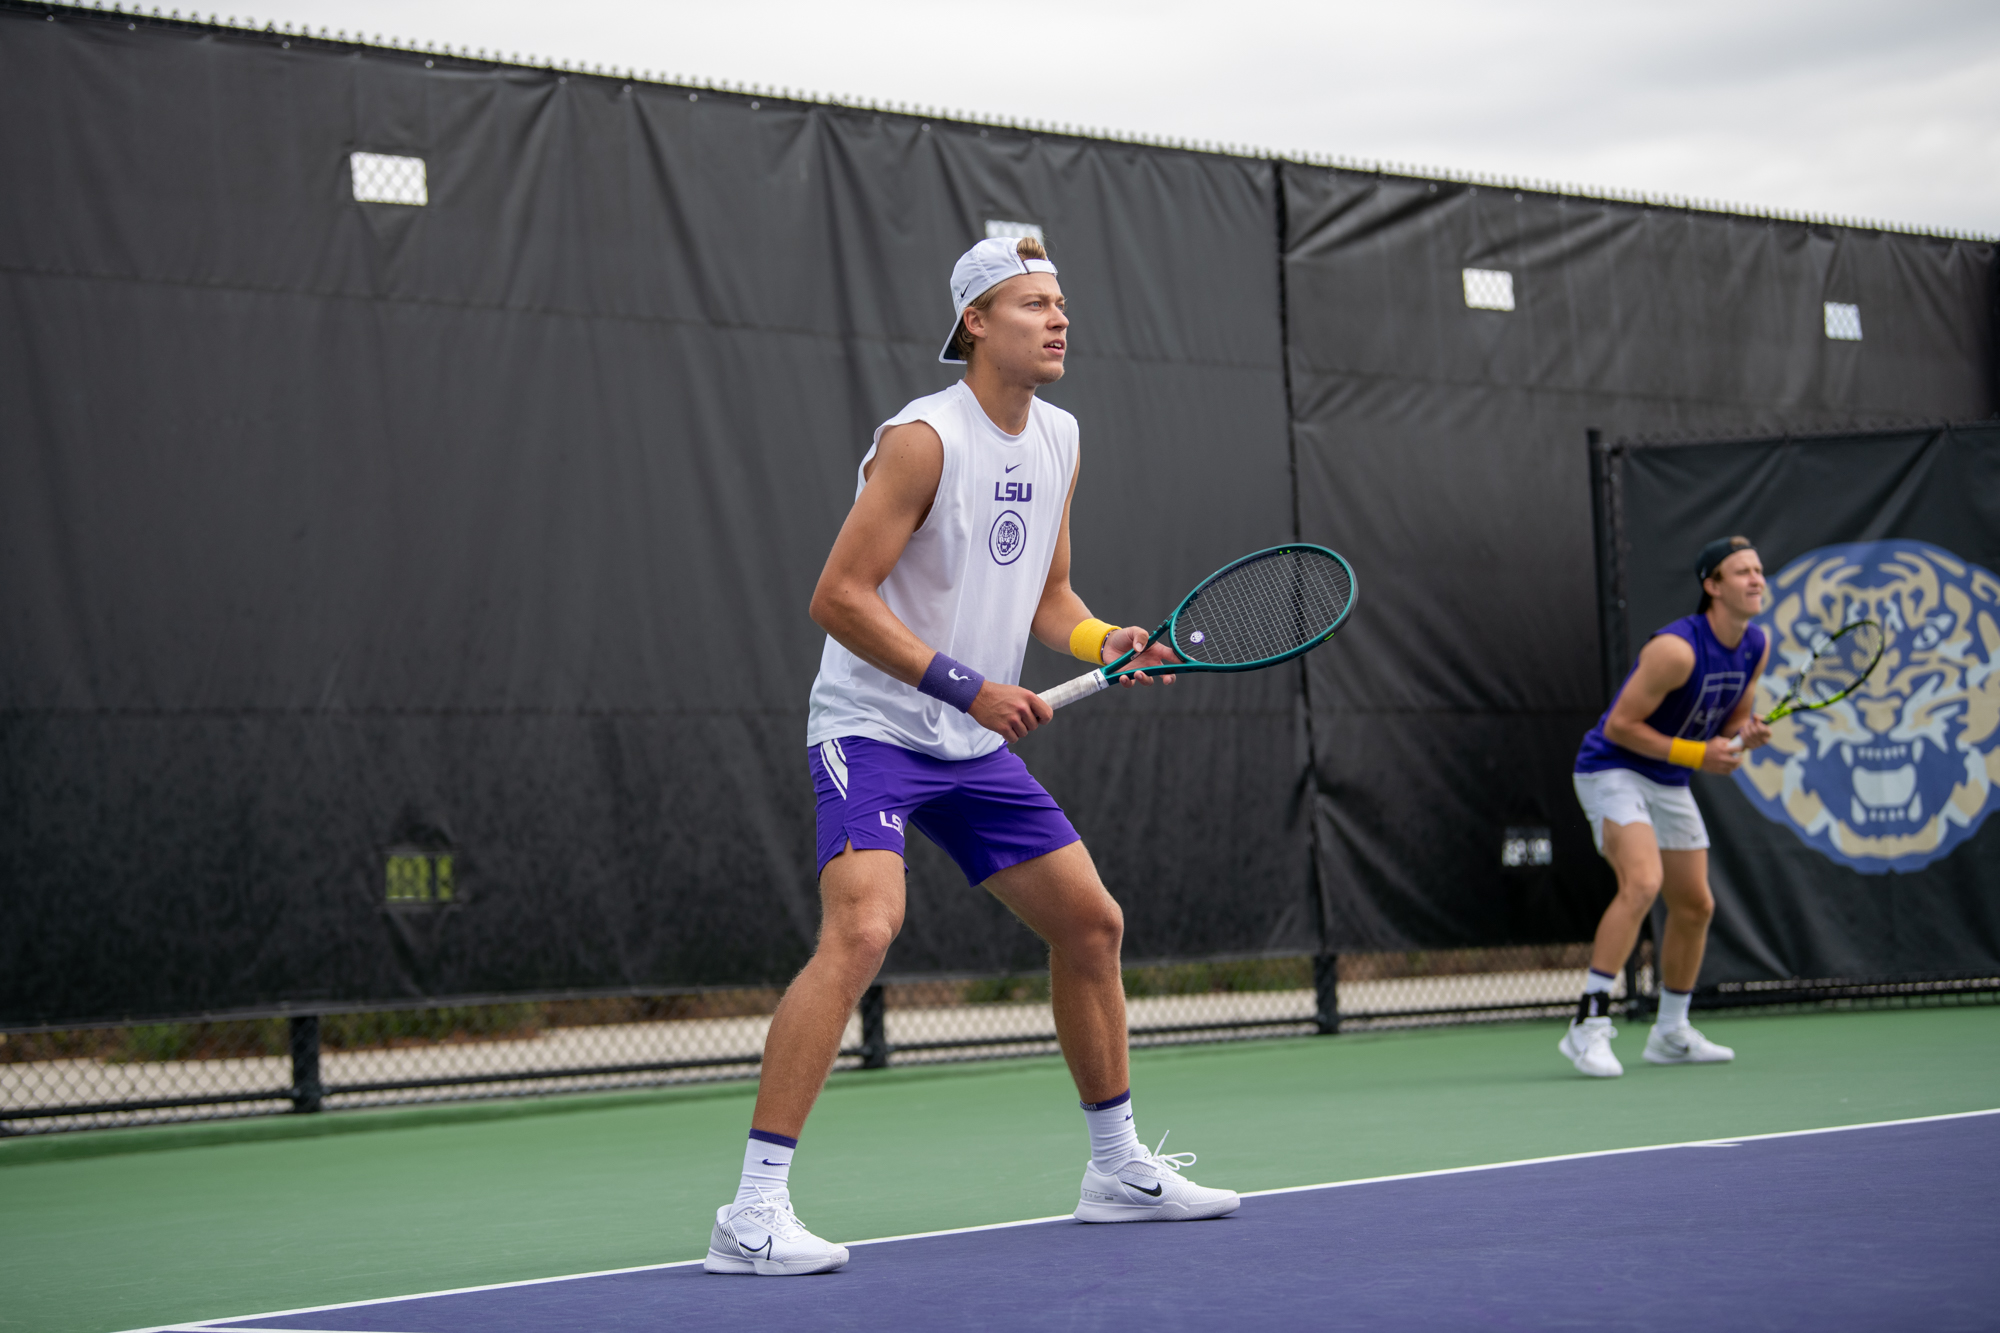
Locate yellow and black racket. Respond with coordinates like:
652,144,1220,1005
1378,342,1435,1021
1732,619,1885,748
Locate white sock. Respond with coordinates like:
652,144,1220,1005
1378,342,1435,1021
735,1130,795,1205
1081,1090,1141,1170
1656,988,1692,1031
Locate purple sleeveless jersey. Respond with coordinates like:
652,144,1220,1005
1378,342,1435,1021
1575,614,1766,787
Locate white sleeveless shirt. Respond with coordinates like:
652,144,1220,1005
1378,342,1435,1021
807,380,1079,761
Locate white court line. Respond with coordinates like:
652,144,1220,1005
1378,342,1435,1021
1237,1105,2000,1200
844,1209,1074,1247
128,1106,2000,1333
117,1260,706,1333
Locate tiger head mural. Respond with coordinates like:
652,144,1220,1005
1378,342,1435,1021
1734,540,2000,874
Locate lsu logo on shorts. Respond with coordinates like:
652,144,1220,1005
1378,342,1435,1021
1733,539,2000,874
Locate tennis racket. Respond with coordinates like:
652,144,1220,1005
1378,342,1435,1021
1039,543,1357,709
1728,618,1885,749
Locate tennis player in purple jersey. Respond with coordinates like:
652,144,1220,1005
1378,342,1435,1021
1561,536,1774,1078
701,236,1239,1277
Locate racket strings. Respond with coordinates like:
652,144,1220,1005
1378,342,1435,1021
1172,550,1352,665
1797,621,1884,705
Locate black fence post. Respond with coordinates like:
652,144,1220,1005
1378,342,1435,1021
858,985,889,1069
1313,954,1340,1034
1587,428,1631,708
289,1015,323,1113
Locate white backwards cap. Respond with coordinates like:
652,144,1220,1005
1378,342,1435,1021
939,236,1058,364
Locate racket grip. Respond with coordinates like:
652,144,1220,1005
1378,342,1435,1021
1040,670,1110,710
1728,709,1776,751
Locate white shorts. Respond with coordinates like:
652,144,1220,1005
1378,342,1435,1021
1572,768,1710,856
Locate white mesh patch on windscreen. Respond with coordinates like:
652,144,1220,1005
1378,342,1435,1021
1824,302,1862,340
1462,267,1515,311
985,219,1044,241
350,152,427,206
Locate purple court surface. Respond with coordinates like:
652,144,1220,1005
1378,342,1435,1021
177,1111,1997,1333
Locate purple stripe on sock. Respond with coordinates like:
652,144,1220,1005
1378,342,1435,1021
1587,968,1617,982
1079,1090,1131,1113
748,1128,799,1149
917,652,984,712
1663,987,1692,997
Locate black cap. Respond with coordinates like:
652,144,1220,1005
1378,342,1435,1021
1695,536,1754,583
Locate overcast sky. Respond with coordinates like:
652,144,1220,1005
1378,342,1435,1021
241,0,2000,236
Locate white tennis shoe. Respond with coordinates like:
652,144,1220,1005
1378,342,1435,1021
703,1189,849,1275
1074,1132,1241,1223
1644,1023,1735,1065
1559,1019,1623,1078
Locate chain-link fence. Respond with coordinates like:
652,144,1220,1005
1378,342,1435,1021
7,947,1995,1135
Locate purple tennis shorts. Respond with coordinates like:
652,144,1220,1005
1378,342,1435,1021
809,736,1080,884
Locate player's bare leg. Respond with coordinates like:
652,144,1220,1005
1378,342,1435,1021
984,841,1128,1102
1559,819,1661,1076
986,840,1237,1222
704,846,899,1277
752,846,906,1139
1588,819,1664,977
1644,848,1733,1064
1655,850,1713,992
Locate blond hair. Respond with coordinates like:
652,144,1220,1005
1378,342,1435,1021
951,236,1050,362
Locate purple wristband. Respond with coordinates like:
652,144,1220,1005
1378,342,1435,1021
917,652,985,712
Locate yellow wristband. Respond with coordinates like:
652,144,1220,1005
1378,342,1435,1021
1668,738,1707,769
1069,618,1118,664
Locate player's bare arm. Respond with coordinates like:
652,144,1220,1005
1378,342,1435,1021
808,421,1052,743
808,419,943,684
1603,637,1742,776
1028,457,1178,689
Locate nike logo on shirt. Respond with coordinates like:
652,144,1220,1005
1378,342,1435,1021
1005,463,1023,473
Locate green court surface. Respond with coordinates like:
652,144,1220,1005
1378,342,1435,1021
4,1005,1996,1333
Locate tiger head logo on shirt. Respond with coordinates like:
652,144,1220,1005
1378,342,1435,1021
1734,540,2000,874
